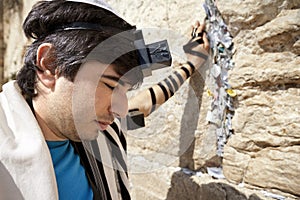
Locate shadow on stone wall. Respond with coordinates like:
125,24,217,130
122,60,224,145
166,171,262,200
179,70,205,169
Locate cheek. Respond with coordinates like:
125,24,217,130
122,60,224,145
94,86,129,118
94,87,111,113
72,80,100,125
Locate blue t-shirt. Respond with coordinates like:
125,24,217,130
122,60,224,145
46,140,93,200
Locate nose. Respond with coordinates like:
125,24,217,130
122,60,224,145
110,89,129,118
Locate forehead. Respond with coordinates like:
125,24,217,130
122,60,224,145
83,60,131,85
101,63,121,77
75,60,142,89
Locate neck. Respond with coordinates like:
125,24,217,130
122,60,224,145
32,100,67,141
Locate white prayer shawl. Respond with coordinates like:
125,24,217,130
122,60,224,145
0,81,58,199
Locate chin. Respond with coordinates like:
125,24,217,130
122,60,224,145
76,132,99,141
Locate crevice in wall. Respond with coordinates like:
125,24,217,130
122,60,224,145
240,82,300,92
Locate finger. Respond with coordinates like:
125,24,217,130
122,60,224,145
202,18,207,30
191,27,197,38
202,32,210,51
198,20,206,33
191,21,200,32
191,21,200,38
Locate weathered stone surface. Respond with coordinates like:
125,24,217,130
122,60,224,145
245,146,300,196
223,146,251,183
165,171,280,200
230,52,300,88
192,124,222,169
256,9,300,54
217,0,300,36
3,0,37,82
223,86,300,195
224,145,300,196
233,88,300,139
0,0,4,85
129,166,178,200
220,0,300,197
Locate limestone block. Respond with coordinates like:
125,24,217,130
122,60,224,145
192,124,222,170
244,146,300,196
107,0,206,30
223,145,251,183
292,39,300,55
3,0,38,81
229,52,300,88
217,0,299,36
232,89,300,140
218,0,282,35
165,171,275,200
223,88,300,196
0,1,3,85
255,9,300,53
129,166,178,200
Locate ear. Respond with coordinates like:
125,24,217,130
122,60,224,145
36,43,56,89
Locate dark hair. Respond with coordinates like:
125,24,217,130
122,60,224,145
17,0,142,99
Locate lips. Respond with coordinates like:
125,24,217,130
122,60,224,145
97,121,111,131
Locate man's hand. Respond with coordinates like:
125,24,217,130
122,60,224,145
183,20,210,70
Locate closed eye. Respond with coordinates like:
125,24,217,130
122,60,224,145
104,83,116,90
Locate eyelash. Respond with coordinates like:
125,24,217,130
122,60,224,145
104,83,116,90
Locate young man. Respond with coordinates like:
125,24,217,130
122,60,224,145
0,0,209,199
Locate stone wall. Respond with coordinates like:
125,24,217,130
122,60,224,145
219,0,300,197
0,0,4,85
1,0,300,200
2,0,37,84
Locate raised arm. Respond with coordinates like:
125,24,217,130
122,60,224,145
128,21,209,117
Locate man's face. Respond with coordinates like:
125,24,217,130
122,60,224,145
47,61,131,141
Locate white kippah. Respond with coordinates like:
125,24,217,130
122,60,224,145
46,0,124,20
67,0,115,14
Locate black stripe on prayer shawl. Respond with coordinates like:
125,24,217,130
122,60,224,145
110,121,120,133
103,130,118,147
118,130,127,151
103,127,129,196
103,128,127,171
110,122,127,151
91,139,101,159
117,171,130,199
95,129,130,198
84,140,108,200
72,141,110,199
110,141,128,172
